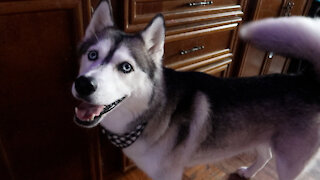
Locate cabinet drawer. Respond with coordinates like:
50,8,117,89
133,0,241,15
164,25,236,66
167,55,232,77
197,58,232,77
124,0,243,32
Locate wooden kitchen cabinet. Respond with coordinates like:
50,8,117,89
112,0,247,78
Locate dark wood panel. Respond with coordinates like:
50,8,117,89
239,44,266,76
0,1,100,179
253,0,284,20
0,138,13,180
265,55,288,75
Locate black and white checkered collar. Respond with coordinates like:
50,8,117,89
101,122,147,149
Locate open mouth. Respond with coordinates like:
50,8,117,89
74,96,126,128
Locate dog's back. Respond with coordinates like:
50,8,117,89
159,17,320,180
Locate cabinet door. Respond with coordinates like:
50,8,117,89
238,0,311,77
0,1,101,180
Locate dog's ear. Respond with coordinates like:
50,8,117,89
84,0,114,39
141,14,165,64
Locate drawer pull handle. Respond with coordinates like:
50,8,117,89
180,46,205,55
268,52,274,59
188,1,213,7
284,1,295,16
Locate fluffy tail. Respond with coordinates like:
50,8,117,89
240,16,320,73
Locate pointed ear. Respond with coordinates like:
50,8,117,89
141,14,165,64
84,0,114,39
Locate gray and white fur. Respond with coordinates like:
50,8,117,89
72,1,320,179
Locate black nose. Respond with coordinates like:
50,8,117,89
74,76,97,97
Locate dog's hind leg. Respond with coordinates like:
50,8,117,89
237,143,272,178
272,129,319,180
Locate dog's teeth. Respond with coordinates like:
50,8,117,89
99,97,125,115
91,114,97,121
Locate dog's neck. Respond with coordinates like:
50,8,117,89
99,94,151,134
99,74,161,134
99,69,167,148
101,121,148,148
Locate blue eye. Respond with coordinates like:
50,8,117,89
118,62,133,73
88,50,98,61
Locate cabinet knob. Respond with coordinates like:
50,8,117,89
180,46,205,55
284,1,295,16
268,52,274,59
188,1,213,7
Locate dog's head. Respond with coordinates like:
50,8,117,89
72,0,165,128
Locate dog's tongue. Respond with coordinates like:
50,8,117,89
75,102,104,121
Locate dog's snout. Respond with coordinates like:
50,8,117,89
74,76,97,97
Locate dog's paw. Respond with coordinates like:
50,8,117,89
236,167,251,179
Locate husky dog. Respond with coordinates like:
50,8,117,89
72,1,320,179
